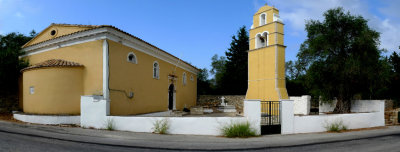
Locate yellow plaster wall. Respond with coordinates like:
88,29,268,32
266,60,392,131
24,25,93,47
250,25,275,36
23,40,103,95
22,67,83,114
276,23,284,34
108,40,197,115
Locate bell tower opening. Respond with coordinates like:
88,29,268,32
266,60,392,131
260,13,267,26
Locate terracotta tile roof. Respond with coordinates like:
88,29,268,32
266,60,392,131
22,23,199,71
21,59,83,72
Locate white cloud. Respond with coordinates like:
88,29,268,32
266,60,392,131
271,0,368,32
379,19,400,51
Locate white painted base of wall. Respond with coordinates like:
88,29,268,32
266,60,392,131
293,112,384,133
281,100,385,134
13,113,80,125
80,96,262,136
109,116,248,135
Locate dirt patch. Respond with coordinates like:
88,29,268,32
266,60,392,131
0,113,22,123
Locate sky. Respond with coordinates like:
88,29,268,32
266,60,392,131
0,0,399,72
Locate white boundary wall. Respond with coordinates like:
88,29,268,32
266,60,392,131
281,100,294,134
290,95,311,115
13,113,80,125
281,100,385,134
320,100,383,113
319,100,337,113
80,96,261,136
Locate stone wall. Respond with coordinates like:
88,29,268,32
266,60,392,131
385,108,400,126
197,95,245,114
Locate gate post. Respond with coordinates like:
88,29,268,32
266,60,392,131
281,99,294,134
244,99,261,135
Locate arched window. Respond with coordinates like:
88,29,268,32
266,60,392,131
153,61,159,79
127,52,137,64
190,75,194,81
255,31,269,49
183,72,187,85
259,13,266,26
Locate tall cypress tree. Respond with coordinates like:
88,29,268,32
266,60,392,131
221,26,249,95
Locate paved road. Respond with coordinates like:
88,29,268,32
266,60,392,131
1,120,400,151
1,130,400,152
1,129,400,152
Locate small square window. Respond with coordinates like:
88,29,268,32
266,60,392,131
29,86,34,94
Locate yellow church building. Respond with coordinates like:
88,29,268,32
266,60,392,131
20,23,199,116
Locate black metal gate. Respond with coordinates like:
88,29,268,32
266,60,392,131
261,101,281,135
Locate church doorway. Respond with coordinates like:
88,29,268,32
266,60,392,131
168,84,175,110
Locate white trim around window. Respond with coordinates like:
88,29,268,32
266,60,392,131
182,72,187,85
153,61,160,79
259,13,267,26
127,52,138,64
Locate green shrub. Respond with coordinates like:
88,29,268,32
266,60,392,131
221,121,257,138
324,119,348,132
105,118,115,131
153,118,170,134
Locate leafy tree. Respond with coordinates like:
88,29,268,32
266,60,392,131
210,54,226,94
389,52,400,103
197,68,212,95
286,61,309,96
297,8,384,113
285,60,307,80
221,26,249,95
0,32,34,112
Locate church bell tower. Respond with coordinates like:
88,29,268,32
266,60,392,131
245,4,288,101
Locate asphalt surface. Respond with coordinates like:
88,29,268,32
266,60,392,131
0,120,400,151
